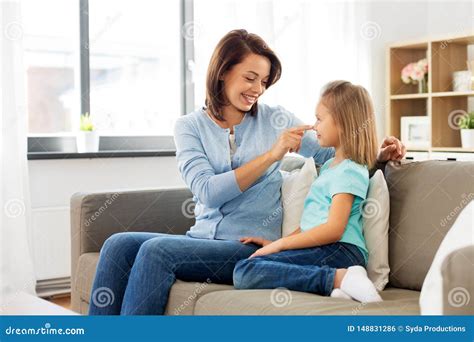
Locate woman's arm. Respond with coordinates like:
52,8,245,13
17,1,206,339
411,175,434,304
280,193,353,250
174,117,310,208
235,125,310,191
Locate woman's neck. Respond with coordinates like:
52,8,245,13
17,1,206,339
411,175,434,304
207,105,245,133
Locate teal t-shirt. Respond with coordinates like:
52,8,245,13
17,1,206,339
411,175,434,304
299,158,369,264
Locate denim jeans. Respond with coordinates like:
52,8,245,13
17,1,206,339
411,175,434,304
233,242,366,296
88,232,259,315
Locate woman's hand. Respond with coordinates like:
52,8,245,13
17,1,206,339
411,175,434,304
240,236,272,247
268,125,313,162
249,239,284,258
377,136,407,162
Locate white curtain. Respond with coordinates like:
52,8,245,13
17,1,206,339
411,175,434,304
193,0,373,124
1,0,37,307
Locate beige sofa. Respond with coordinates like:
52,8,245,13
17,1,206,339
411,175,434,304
70,159,474,315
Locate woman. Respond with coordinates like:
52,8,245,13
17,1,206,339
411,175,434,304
89,29,405,315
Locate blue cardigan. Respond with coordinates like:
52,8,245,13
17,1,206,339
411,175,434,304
173,103,334,241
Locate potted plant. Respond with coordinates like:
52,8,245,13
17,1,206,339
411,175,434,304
401,58,428,93
459,111,474,148
76,113,99,153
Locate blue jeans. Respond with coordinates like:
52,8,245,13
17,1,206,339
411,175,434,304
88,232,259,315
233,242,366,296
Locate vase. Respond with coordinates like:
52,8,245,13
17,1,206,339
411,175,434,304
461,129,474,148
76,131,100,153
417,77,427,93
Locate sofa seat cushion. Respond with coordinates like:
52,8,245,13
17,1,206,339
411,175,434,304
193,287,421,315
75,253,232,315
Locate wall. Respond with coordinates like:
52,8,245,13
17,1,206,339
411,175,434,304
367,1,474,139
28,156,184,282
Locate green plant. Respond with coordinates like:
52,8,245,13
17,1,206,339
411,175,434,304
459,111,474,129
80,113,94,131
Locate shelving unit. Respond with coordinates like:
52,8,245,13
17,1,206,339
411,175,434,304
386,33,474,160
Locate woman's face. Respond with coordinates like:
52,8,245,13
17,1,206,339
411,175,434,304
314,101,340,148
221,53,271,113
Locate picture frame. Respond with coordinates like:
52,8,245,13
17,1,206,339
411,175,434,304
401,116,430,149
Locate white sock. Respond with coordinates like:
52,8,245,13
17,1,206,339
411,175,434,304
340,266,383,303
330,288,352,300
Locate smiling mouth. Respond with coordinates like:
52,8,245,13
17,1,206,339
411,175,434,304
242,94,258,104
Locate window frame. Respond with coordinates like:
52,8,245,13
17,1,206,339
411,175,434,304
27,0,194,159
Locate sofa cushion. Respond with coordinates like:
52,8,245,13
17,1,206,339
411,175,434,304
281,158,317,237
193,287,420,315
384,160,474,291
75,252,232,315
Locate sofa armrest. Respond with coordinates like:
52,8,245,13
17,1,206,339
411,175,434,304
70,187,194,292
442,245,474,315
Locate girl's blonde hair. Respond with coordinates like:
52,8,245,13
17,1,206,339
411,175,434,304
320,80,378,169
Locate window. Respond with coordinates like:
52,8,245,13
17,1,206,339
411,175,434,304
23,0,182,136
88,0,182,135
193,0,372,124
22,0,80,134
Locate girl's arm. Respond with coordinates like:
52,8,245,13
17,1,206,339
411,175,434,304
248,194,353,258
280,193,354,250
287,227,301,237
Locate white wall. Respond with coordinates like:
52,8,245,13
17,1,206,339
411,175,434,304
367,1,474,139
28,156,184,281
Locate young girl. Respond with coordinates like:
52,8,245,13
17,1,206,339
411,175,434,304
233,80,382,303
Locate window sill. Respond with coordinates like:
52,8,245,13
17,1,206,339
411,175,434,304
27,150,176,160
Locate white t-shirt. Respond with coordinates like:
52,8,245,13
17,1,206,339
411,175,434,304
229,133,237,159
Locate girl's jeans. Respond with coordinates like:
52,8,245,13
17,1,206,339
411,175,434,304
233,241,366,296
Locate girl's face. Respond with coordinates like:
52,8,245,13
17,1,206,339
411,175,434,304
314,101,340,148
221,53,270,113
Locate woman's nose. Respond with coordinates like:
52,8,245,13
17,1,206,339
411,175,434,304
251,82,263,95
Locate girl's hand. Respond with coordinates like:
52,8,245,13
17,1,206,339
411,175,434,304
377,136,407,162
268,125,313,161
240,236,272,247
249,240,283,258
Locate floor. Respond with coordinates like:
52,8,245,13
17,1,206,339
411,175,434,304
46,294,72,310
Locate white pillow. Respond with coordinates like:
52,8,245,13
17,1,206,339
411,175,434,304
362,170,390,291
281,158,317,237
419,201,474,315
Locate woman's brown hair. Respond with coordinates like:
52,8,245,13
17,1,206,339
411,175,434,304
205,29,282,120
320,81,378,169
